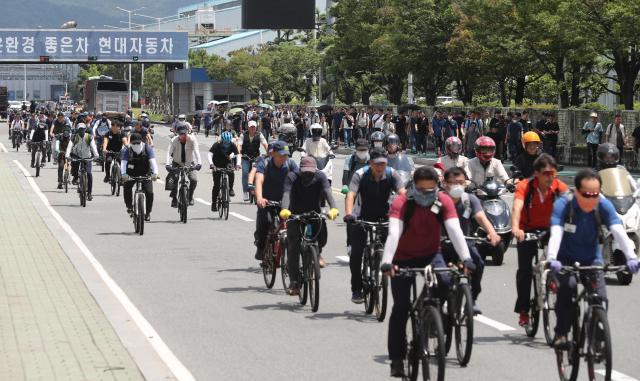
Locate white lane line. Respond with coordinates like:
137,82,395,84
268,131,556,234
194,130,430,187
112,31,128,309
595,370,638,381
12,159,195,381
0,142,7,152
474,315,517,332
336,255,350,263
194,197,255,221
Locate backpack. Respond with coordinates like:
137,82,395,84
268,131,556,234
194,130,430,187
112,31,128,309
562,193,607,244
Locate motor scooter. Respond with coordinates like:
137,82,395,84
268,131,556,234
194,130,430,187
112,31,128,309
599,167,640,285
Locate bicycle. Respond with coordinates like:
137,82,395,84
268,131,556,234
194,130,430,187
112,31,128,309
32,141,47,177
62,158,70,193
261,201,288,289
129,176,151,236
352,219,389,322
554,263,628,381
290,211,327,312
392,266,447,381
173,165,195,223
72,158,91,207
13,128,22,151
242,155,257,204
213,165,234,220
105,150,122,196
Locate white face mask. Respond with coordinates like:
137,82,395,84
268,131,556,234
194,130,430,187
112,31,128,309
356,151,369,161
131,143,144,154
448,184,465,199
373,141,383,148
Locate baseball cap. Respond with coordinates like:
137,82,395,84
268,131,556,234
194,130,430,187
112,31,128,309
356,138,369,151
248,120,257,128
299,156,318,173
370,148,388,164
590,112,598,118
129,133,143,144
272,141,290,156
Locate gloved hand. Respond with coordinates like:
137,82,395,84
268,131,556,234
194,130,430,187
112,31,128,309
341,185,349,195
165,165,172,172
121,174,130,182
463,259,476,273
195,164,202,171
549,260,562,274
626,258,639,273
327,208,339,220
343,214,356,223
279,208,292,220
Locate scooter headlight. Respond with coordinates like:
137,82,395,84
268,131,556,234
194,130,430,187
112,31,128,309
484,200,505,216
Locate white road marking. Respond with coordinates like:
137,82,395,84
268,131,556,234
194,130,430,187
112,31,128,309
336,255,350,263
194,197,255,221
474,315,517,332
0,142,7,152
595,370,638,381
12,159,195,381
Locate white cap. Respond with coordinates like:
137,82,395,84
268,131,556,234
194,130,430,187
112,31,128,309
248,120,257,128
178,114,186,119
310,123,323,130
590,112,598,118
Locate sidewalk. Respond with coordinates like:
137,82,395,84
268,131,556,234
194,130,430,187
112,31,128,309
0,158,144,381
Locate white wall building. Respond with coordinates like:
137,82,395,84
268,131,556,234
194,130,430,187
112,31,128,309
0,64,79,101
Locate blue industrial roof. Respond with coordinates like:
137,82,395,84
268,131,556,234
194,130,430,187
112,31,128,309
178,0,237,14
191,29,269,49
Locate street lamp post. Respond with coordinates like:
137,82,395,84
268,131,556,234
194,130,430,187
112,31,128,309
134,13,166,112
116,6,145,112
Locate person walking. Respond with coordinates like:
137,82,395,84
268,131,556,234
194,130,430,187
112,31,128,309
582,112,603,169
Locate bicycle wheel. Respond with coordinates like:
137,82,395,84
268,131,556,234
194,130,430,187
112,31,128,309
222,177,230,220
80,172,87,207
137,193,145,236
362,246,374,315
525,276,540,338
454,284,474,366
280,237,289,290
421,305,446,381
110,164,117,195
405,310,420,381
374,250,388,322
116,171,121,197
262,241,276,289
307,244,321,312
543,276,559,346
35,150,41,177
587,308,612,381
298,249,308,306
555,306,581,381
180,186,188,223
63,170,69,193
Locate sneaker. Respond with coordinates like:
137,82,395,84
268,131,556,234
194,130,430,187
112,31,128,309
188,199,195,206
351,291,364,304
243,192,249,202
229,189,235,197
390,360,405,378
519,312,529,327
30,163,35,168
254,249,263,261
287,283,300,296
144,213,151,221
57,183,63,189
103,176,109,183
87,193,93,201
126,207,133,215
473,302,482,315
211,202,217,212
318,255,326,268
171,199,177,208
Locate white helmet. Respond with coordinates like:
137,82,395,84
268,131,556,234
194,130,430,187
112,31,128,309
178,114,186,120
310,123,323,141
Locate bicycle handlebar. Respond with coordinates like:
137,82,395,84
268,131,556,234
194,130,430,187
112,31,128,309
523,230,549,242
558,264,627,275
289,211,327,221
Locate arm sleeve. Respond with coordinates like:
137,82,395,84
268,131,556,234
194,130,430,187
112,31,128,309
149,158,159,175
166,142,173,165
120,159,128,175
65,141,72,158
29,130,34,140
281,175,293,209
382,217,402,265
90,140,99,157
443,219,471,261
610,224,638,260
208,152,214,165
546,225,565,261
193,139,202,165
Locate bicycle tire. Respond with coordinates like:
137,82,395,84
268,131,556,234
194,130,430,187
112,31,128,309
555,305,581,381
374,250,388,322
406,309,420,381
80,172,87,207
362,246,374,315
454,284,474,366
35,150,41,177
298,249,308,306
223,177,230,220
525,276,540,338
421,305,446,381
280,237,289,290
137,193,145,236
543,276,559,346
262,242,276,289
587,308,612,381
63,171,68,193
307,244,320,312
180,186,188,223
110,164,117,195
116,173,121,197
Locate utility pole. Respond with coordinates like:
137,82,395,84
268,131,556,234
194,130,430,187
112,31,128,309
116,6,144,111
135,13,166,112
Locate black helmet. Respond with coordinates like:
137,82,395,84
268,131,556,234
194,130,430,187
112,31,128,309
597,143,619,168
370,131,385,149
385,133,401,154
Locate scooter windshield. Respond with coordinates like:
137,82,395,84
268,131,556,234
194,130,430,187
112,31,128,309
600,167,632,197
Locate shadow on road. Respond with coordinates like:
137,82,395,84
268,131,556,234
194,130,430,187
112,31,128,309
304,310,378,323
97,232,138,236
50,204,82,208
243,301,304,312
218,285,282,296
217,267,262,274
146,220,185,224
474,333,549,350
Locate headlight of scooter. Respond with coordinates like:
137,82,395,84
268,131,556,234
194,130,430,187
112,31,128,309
484,200,505,216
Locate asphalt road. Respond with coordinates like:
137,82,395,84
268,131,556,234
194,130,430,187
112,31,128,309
2,125,639,381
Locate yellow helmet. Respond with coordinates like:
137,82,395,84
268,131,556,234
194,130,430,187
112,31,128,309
522,131,541,144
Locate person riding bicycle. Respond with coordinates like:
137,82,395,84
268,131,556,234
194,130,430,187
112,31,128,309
238,120,268,201
546,168,639,348
385,133,415,175
29,121,49,168
512,131,542,179
467,136,509,186
93,113,111,137
253,141,299,261
121,133,159,221
279,156,340,295
370,131,385,149
381,166,474,378
131,119,153,146
65,123,98,201
209,131,240,211
55,129,72,189
442,167,501,314
438,136,471,178
102,120,126,183
344,148,406,303
50,112,71,156
166,124,202,208
341,139,370,194
10,113,25,148
277,117,297,149
511,154,569,327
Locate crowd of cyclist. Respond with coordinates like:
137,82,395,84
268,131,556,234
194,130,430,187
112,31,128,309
7,100,640,379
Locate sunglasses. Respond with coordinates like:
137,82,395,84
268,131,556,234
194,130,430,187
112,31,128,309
579,191,599,199
541,170,556,176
